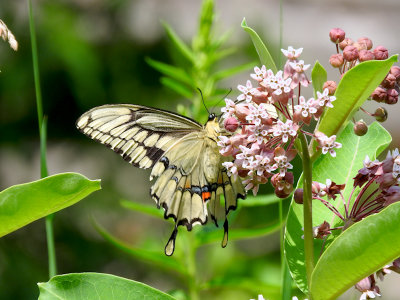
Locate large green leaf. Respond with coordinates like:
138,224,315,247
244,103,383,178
241,18,277,73
0,172,101,237
284,122,391,293
38,273,175,300
310,201,400,299
316,56,397,140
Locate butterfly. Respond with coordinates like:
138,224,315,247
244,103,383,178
76,104,246,255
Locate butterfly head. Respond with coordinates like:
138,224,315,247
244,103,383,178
208,113,217,122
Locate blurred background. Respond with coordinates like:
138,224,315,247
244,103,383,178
0,0,400,299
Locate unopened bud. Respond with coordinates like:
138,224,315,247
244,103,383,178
357,37,373,50
294,188,304,204
373,46,389,60
329,28,345,44
354,120,368,136
329,54,344,68
323,81,337,95
373,107,388,122
358,50,375,62
224,117,239,132
390,66,400,84
381,73,397,89
339,38,353,50
343,45,359,61
353,42,367,52
386,88,399,105
371,86,387,102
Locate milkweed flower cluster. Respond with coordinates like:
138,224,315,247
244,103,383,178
295,149,400,299
218,46,340,197
0,19,18,51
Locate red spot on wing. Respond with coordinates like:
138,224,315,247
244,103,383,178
202,191,211,202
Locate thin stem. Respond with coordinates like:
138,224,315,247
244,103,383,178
299,133,314,297
29,0,57,278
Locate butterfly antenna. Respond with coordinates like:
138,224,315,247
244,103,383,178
213,87,232,108
197,88,210,115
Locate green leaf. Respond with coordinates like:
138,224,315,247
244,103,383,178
195,219,281,246
120,199,165,219
0,172,101,238
241,193,281,207
93,220,187,276
284,122,391,293
311,201,400,300
241,18,277,73
146,58,193,86
160,77,193,98
316,55,397,140
38,273,175,300
162,21,194,63
311,61,327,96
211,61,257,81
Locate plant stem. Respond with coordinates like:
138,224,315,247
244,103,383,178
29,0,57,278
299,133,314,296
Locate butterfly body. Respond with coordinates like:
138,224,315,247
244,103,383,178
76,104,245,255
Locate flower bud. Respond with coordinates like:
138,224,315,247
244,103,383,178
339,38,353,50
224,117,239,132
381,73,397,89
329,28,345,44
323,81,337,95
358,49,375,62
294,188,304,204
373,107,388,122
354,120,368,136
371,86,387,102
353,42,367,52
357,37,373,50
386,88,398,105
390,66,400,83
373,46,389,60
329,54,344,68
343,45,359,61
234,104,250,122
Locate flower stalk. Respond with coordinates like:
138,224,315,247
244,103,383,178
299,133,314,295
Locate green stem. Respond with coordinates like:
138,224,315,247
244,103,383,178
29,0,57,278
299,133,314,296
278,0,284,69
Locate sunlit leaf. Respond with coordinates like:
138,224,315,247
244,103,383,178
311,202,400,300
241,193,280,207
284,122,391,293
38,273,175,300
241,18,277,73
0,173,101,238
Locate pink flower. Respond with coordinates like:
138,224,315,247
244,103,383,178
271,120,299,143
245,103,272,126
316,88,336,108
288,60,310,88
217,135,233,156
281,46,303,60
293,96,317,124
315,132,342,157
237,80,257,102
250,65,267,82
221,98,236,118
222,161,238,179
